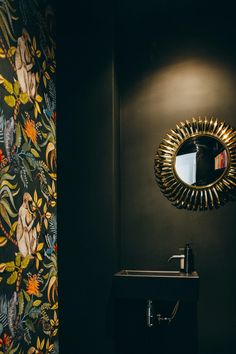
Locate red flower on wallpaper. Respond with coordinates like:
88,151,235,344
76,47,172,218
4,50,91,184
0,148,7,166
0,333,12,349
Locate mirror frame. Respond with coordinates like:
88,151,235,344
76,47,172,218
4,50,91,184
154,117,236,210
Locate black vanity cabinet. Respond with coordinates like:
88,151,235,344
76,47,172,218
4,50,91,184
113,270,199,354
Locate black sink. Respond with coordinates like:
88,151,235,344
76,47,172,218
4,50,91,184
113,269,199,301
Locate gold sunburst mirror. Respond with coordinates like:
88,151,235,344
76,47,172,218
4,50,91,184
154,117,236,210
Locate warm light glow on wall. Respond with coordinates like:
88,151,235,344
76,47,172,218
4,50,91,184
148,58,236,114
125,58,236,119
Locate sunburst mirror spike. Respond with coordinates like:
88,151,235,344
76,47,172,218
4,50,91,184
154,116,236,210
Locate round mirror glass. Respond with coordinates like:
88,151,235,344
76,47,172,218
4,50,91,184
175,136,228,187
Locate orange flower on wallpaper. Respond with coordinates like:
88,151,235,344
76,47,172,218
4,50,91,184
26,274,40,296
24,118,37,144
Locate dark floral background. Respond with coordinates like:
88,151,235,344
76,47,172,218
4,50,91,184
0,0,58,353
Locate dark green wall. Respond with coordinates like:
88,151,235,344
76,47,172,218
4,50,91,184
59,1,236,353
116,1,236,353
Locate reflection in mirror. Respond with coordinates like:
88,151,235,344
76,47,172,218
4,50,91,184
175,136,228,186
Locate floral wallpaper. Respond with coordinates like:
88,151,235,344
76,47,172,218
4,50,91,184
0,0,58,353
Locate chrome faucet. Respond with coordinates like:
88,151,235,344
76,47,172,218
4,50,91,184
168,248,185,273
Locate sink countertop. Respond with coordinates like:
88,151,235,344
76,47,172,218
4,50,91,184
114,269,199,278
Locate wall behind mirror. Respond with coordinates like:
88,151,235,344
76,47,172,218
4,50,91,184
115,1,236,353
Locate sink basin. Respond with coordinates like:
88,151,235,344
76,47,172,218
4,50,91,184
113,269,199,301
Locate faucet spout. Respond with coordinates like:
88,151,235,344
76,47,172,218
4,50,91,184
168,254,185,272
168,254,183,262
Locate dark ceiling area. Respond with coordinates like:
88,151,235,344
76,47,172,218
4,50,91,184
115,0,236,92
